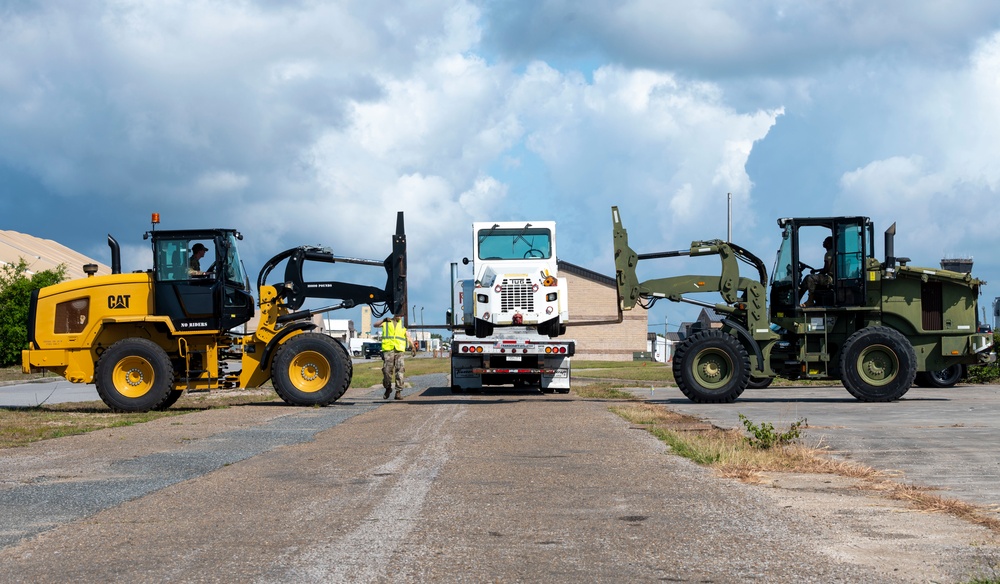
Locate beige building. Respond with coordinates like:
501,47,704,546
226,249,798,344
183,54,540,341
559,260,648,361
0,230,111,281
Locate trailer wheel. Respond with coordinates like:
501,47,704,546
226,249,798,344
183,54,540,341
914,364,964,388
840,327,916,401
672,330,750,403
95,338,175,412
272,333,351,406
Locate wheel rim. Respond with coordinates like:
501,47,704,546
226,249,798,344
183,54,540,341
692,348,734,390
286,350,330,393
113,356,156,398
856,344,899,387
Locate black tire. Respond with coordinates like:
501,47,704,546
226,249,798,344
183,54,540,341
95,338,175,412
538,317,561,338
915,364,964,388
672,330,750,403
747,376,773,389
840,326,916,402
272,333,351,406
156,390,185,410
474,318,494,339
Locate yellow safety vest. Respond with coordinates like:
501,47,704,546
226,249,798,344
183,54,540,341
381,320,408,352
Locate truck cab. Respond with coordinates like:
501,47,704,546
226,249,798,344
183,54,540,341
456,221,568,338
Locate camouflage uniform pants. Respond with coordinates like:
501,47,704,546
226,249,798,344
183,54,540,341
382,350,405,390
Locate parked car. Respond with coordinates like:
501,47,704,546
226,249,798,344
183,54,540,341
362,342,383,359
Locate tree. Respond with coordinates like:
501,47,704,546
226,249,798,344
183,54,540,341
0,259,66,366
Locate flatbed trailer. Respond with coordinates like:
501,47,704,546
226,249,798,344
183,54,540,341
450,327,574,393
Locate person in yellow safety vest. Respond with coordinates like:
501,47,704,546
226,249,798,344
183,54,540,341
376,314,417,400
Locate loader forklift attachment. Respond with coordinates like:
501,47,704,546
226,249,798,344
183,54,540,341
257,211,407,319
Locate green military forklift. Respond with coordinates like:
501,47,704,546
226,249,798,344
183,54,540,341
612,206,994,403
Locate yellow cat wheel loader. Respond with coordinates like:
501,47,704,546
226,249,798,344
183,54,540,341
22,213,407,412
612,206,993,404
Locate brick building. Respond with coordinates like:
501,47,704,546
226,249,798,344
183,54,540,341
558,260,648,361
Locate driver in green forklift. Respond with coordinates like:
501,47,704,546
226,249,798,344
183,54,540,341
800,236,833,308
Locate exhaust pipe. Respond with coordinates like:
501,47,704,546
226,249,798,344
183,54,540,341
884,222,896,270
108,234,122,275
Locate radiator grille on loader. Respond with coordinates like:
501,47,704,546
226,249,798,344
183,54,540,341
501,279,534,312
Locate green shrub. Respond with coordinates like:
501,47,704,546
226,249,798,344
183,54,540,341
966,362,1000,384
0,259,65,366
738,413,806,449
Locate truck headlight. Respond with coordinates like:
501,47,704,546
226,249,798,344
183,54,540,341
545,292,557,302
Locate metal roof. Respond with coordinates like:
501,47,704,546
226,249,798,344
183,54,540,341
0,230,111,281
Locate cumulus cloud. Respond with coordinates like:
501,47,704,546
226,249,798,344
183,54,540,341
7,0,1000,324
482,0,1000,76
836,32,1000,272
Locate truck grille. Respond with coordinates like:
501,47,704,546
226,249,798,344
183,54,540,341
501,279,534,312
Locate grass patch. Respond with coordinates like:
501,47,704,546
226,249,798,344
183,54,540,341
573,382,641,400
350,356,450,389
0,387,278,449
0,365,57,384
610,401,1000,532
0,358,451,450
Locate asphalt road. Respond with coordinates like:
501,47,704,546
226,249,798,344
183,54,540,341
0,376,998,582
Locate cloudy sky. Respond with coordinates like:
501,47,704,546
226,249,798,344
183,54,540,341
4,0,1000,333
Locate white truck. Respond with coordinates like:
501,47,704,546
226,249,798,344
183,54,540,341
450,221,575,392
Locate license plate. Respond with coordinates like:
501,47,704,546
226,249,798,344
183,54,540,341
507,356,522,362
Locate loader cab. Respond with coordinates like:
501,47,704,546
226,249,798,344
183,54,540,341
769,216,875,314
151,229,254,332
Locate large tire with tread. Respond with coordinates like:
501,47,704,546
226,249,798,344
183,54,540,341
747,376,773,389
95,338,175,412
156,390,185,410
272,333,351,406
914,364,964,388
840,326,916,401
672,330,750,403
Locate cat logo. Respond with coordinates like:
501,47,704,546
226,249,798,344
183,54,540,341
107,294,131,309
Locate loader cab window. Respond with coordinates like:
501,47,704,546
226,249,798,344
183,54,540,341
153,239,215,281
771,225,795,286
477,226,552,260
219,232,247,287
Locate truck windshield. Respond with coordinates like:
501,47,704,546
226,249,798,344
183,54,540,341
477,227,552,260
